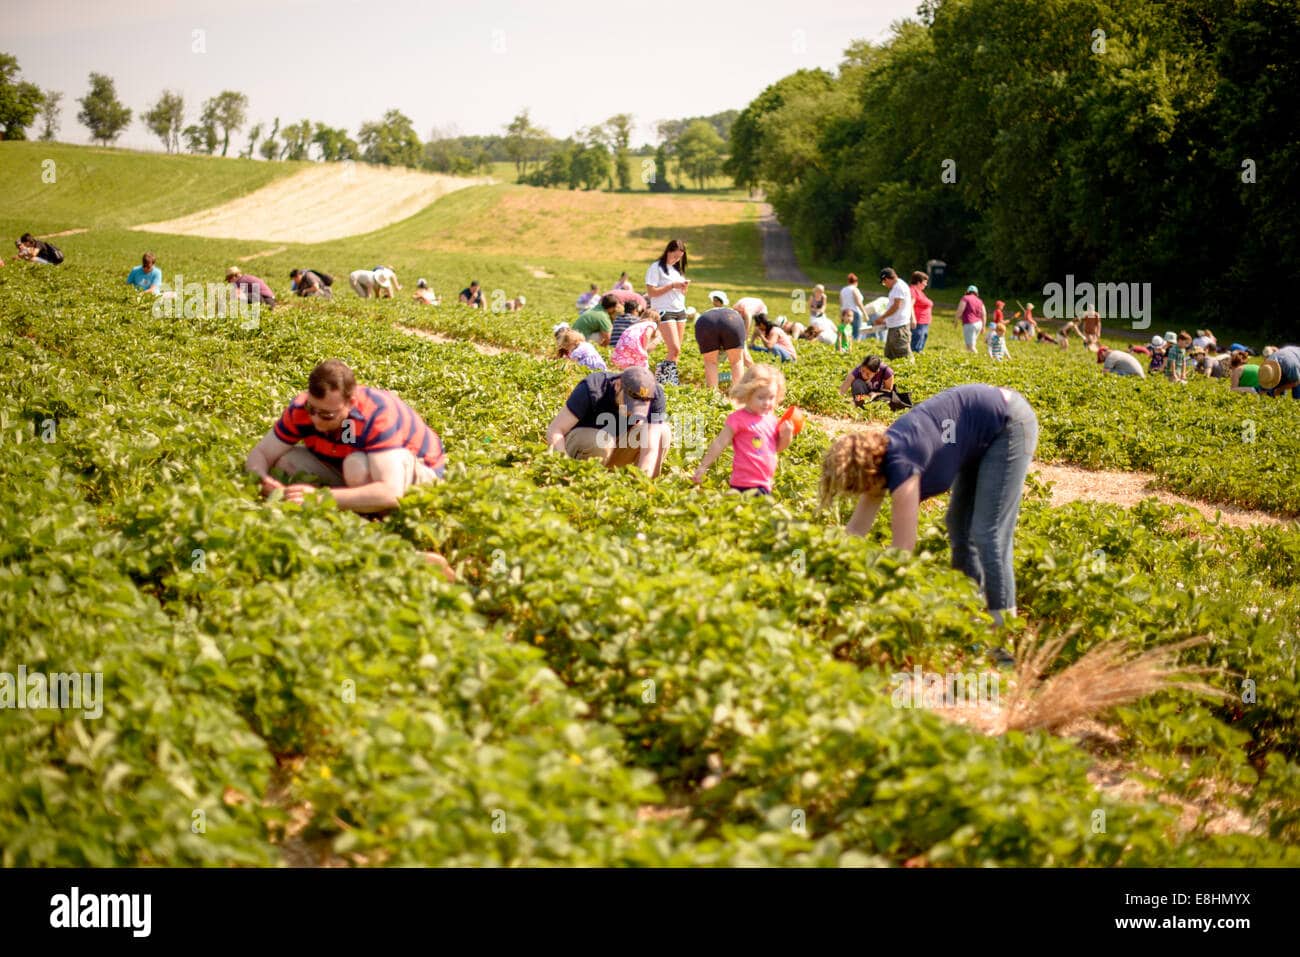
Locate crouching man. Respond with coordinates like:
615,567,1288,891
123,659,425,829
245,359,446,513
545,366,672,477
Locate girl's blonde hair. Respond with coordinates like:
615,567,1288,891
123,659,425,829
729,362,787,405
819,425,890,507
556,328,585,356
644,308,660,324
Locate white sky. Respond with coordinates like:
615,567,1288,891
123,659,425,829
5,0,919,153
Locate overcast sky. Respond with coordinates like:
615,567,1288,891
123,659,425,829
6,0,920,153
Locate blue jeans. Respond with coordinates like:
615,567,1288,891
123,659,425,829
849,307,863,341
752,345,795,362
945,390,1039,613
911,324,929,352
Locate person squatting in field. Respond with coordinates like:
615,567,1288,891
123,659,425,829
225,267,276,309
820,383,1039,626
245,359,446,513
545,366,672,477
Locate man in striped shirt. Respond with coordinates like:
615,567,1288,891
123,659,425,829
245,359,446,513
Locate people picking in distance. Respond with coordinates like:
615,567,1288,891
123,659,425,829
15,232,64,265
610,294,648,348
612,272,633,292
502,294,526,311
909,271,933,353
126,252,163,294
458,279,485,308
695,294,749,391
554,324,607,372
1229,351,1260,393
750,314,797,362
1257,346,1300,399
876,267,913,360
645,239,690,386
820,383,1039,627
545,365,673,478
576,282,601,313
225,267,276,309
1166,331,1193,383
693,363,798,495
245,359,446,514
290,268,333,299
411,277,439,305
734,296,769,346
349,266,383,298
574,292,620,346
839,273,866,342
955,285,986,353
1097,345,1146,377
610,309,662,371
987,320,1011,361
839,353,911,410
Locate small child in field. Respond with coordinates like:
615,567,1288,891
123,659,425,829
1166,331,1192,382
1148,335,1167,375
555,325,607,371
610,308,661,369
692,364,797,495
988,320,1011,360
835,308,854,353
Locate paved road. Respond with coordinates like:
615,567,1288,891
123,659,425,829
758,203,810,284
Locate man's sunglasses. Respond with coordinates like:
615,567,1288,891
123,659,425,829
306,401,348,422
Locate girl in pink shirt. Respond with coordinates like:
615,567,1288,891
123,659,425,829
610,310,662,370
692,364,797,494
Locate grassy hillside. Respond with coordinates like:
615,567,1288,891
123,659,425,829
0,142,302,235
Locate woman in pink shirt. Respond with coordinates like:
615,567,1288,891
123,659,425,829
955,285,986,352
909,270,933,353
691,364,796,494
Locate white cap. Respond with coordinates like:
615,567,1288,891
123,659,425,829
1150,335,1163,348
685,306,698,318
708,290,729,306
552,322,570,335
517,295,526,305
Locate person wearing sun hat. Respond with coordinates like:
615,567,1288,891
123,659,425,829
545,365,673,476
955,284,986,353
1257,345,1300,398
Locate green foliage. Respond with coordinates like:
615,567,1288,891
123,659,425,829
0,54,45,141
358,109,423,169
76,72,132,146
143,90,185,154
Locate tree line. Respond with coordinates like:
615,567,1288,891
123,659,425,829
726,0,1299,332
0,53,738,191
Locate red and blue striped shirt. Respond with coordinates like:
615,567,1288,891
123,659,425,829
273,386,446,473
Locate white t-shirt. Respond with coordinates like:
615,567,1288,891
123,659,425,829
734,297,767,318
1192,335,1211,349
883,281,912,329
645,261,685,313
839,284,864,311
1104,351,1146,377
809,315,837,344
373,267,396,288
863,296,890,319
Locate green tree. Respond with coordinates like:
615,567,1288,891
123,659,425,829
0,54,43,140
312,123,357,162
258,117,280,161
603,113,634,190
143,90,185,154
504,109,549,178
279,119,313,161
202,91,248,157
242,122,263,159
649,143,672,192
674,120,726,190
38,89,62,142
726,69,835,192
570,141,612,190
77,72,131,145
358,109,422,167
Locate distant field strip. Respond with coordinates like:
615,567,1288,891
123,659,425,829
134,164,492,243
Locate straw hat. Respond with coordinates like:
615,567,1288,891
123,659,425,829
1258,359,1282,390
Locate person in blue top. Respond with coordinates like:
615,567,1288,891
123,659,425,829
126,252,163,294
819,384,1039,625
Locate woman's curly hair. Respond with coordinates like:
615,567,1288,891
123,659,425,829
819,425,890,507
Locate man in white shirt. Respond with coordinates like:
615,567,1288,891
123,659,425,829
875,267,913,360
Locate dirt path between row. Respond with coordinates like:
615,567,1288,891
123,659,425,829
757,203,810,284
133,164,491,243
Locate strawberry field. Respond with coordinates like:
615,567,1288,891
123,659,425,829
2,190,1300,867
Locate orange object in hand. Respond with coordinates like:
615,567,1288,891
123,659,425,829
779,405,805,436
